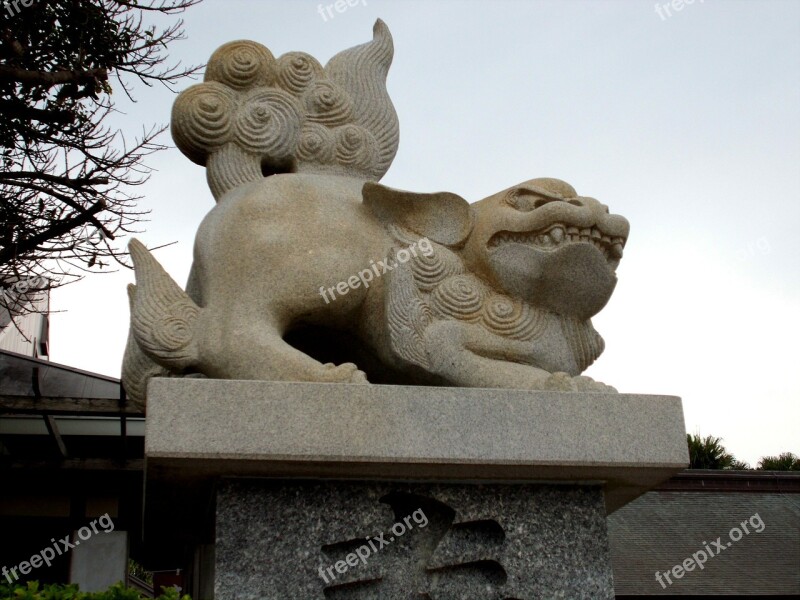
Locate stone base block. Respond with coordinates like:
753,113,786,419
143,379,687,598
215,479,613,600
145,379,688,519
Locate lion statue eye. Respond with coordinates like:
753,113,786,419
505,192,535,212
505,191,561,212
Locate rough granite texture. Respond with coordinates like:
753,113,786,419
144,379,688,514
215,480,614,600
122,20,631,411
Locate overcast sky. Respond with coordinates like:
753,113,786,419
48,0,799,466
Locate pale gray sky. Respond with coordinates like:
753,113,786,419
49,0,799,465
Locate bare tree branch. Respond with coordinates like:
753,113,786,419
0,65,108,88
0,0,203,322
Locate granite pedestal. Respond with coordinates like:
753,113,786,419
217,480,611,599
144,378,688,599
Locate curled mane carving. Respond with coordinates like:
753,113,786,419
170,20,400,201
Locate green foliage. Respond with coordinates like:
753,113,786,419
126,561,152,587
758,451,800,471
728,458,750,470
0,582,190,600
686,433,750,470
0,581,82,600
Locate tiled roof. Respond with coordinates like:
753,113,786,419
608,487,800,595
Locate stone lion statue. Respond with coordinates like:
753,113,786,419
122,21,629,410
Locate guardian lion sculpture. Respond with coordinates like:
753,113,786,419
122,21,629,409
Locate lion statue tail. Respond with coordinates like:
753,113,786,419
121,302,169,413
121,239,202,410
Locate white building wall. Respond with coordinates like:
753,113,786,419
0,291,49,358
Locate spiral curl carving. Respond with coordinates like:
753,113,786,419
324,19,399,180
171,82,236,165
178,23,402,194
431,275,485,321
234,89,301,157
296,123,336,164
206,41,276,90
482,295,544,341
304,81,354,125
152,305,199,357
277,52,324,94
410,246,465,292
387,224,462,290
335,124,377,171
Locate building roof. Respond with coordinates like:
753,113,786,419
608,471,800,596
0,349,142,463
0,348,119,398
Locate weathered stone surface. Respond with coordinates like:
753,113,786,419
121,21,630,411
144,378,688,514
215,479,614,600
142,381,685,597
171,22,399,198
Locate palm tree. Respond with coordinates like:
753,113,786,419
757,452,800,471
686,434,750,469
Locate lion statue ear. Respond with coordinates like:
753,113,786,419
362,182,473,247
